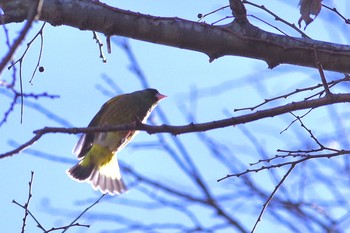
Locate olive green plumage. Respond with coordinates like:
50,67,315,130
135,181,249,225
67,88,166,195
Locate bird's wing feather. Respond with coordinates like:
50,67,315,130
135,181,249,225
74,95,124,158
72,133,86,156
73,92,156,158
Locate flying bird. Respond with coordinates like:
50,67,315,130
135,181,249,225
67,88,166,195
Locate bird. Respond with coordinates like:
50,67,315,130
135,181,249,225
67,88,166,195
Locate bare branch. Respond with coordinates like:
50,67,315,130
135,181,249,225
322,4,350,24
1,93,350,159
19,171,34,233
12,172,90,232
197,5,230,23
235,75,350,112
2,133,43,158
242,0,310,38
251,164,295,233
0,0,42,75
2,0,350,72
229,0,248,23
0,84,60,127
92,31,107,63
313,47,331,95
217,150,349,182
61,195,105,233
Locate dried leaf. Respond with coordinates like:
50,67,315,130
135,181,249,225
298,0,322,29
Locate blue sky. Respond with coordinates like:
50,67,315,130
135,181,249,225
1,0,350,232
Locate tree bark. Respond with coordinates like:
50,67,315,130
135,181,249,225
1,0,350,73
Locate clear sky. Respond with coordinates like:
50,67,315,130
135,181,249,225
1,0,349,233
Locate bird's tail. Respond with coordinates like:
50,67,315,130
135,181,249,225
67,145,128,195
67,162,94,181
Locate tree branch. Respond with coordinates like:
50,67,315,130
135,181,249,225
0,0,42,75
229,0,248,23
1,93,350,159
251,164,295,233
1,0,350,73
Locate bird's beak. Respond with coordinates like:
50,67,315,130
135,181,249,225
156,93,167,100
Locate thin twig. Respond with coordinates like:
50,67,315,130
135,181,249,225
322,4,350,24
47,223,89,232
92,31,107,62
0,82,60,127
291,112,325,148
280,110,313,134
13,171,35,233
197,5,230,22
0,0,41,75
217,150,348,181
242,0,310,38
234,75,350,112
314,47,331,95
251,164,295,233
61,194,105,233
29,22,46,84
5,20,47,122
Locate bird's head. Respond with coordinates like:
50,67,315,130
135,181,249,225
140,88,167,104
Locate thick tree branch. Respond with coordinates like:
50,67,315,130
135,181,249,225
1,93,350,159
229,0,248,23
1,0,350,73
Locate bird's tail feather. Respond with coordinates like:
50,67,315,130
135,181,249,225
90,168,127,195
67,162,94,181
67,148,127,195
